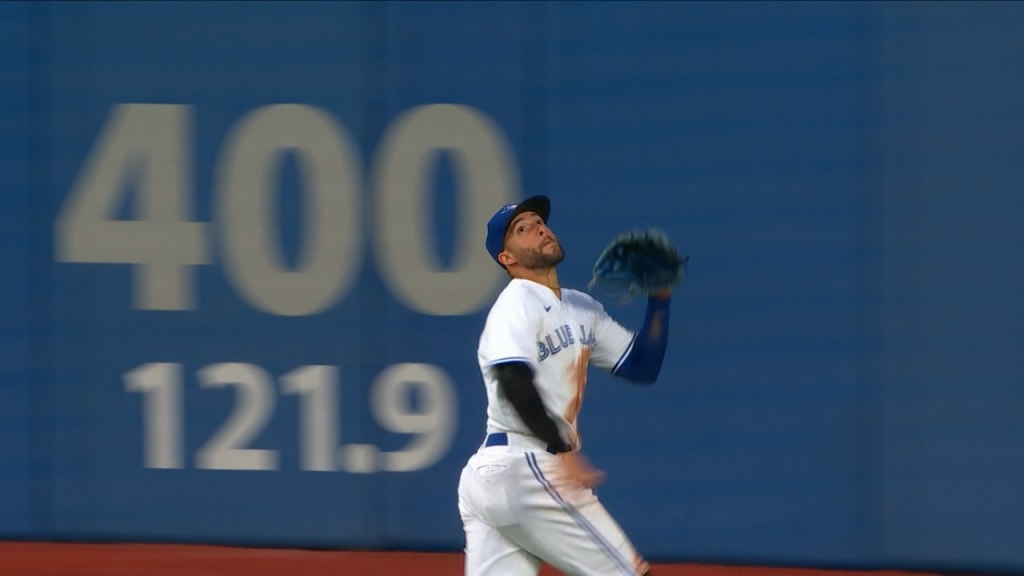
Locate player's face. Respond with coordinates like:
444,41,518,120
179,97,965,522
503,211,565,269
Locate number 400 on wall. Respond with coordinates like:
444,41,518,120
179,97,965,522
55,103,518,317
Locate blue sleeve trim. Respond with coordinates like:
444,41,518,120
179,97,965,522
484,356,534,369
611,334,637,374
613,296,671,384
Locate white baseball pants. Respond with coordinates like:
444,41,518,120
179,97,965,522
458,433,648,575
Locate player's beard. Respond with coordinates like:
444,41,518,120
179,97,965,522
515,240,565,270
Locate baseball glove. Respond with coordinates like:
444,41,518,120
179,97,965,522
588,229,688,295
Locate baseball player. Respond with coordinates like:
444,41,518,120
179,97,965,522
458,195,673,575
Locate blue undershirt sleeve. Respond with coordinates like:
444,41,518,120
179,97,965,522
613,296,671,384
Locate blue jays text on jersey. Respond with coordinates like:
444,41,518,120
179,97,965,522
538,324,597,361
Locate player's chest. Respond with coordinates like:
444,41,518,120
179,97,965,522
535,305,596,362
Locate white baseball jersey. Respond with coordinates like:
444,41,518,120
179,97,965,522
477,278,636,449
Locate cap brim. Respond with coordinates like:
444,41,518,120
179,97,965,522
505,195,551,237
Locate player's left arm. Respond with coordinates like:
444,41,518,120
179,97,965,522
610,290,672,384
585,288,672,384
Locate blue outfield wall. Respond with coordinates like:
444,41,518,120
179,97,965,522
0,1,1022,573
0,0,35,538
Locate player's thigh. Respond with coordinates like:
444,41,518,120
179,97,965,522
459,454,541,576
515,498,645,576
510,456,647,575
462,513,541,576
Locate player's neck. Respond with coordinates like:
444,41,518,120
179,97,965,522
515,267,561,298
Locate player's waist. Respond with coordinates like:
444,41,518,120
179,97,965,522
482,431,572,455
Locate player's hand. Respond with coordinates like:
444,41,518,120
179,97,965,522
556,451,606,489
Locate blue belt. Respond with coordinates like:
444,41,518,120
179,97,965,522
485,432,561,455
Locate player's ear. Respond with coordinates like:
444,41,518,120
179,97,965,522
498,250,516,267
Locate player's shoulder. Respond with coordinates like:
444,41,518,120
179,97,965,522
490,279,551,312
562,287,607,313
495,278,546,300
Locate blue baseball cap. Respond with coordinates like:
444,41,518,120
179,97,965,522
485,195,551,267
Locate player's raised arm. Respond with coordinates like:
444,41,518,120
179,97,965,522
588,229,685,385
611,290,672,384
